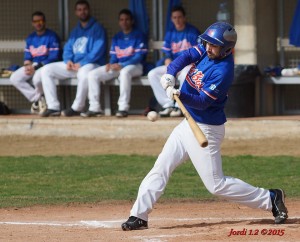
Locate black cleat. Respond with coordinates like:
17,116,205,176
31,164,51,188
40,109,61,117
80,110,103,117
121,216,148,231
115,110,128,118
62,108,80,117
270,189,288,224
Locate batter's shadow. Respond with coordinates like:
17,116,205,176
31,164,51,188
160,220,250,229
248,218,300,225
159,218,300,230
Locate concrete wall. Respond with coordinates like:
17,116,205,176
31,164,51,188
1,0,297,68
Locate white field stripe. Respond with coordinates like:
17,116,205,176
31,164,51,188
0,220,123,228
0,217,298,229
0,221,79,227
133,232,208,240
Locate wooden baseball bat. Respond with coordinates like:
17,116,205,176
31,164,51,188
174,95,208,148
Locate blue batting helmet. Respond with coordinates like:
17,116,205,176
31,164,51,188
198,22,237,58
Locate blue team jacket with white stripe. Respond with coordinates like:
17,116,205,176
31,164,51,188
162,23,200,60
109,28,148,67
24,29,61,65
167,44,234,125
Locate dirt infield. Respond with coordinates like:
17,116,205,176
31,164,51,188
1,115,300,157
0,116,299,241
0,201,299,241
1,135,300,157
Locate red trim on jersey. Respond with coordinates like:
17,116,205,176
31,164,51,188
162,46,171,51
202,89,217,100
194,46,203,55
186,75,198,90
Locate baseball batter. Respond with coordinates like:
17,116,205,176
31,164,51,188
122,22,288,231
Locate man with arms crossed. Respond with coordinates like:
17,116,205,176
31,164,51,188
122,22,288,230
10,11,60,114
41,0,106,117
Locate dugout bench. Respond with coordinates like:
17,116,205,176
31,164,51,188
263,38,300,115
0,40,181,115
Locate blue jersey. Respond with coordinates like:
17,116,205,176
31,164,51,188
109,28,147,67
63,17,107,66
162,23,200,60
167,44,234,125
24,29,61,65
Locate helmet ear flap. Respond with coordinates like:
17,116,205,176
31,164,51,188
220,47,233,58
225,47,232,55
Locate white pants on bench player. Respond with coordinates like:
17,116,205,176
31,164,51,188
41,61,98,113
148,64,192,116
86,64,143,115
9,65,46,114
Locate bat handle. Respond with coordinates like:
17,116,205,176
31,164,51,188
174,95,208,148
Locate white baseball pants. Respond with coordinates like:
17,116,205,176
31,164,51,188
87,64,143,112
9,66,43,103
148,65,192,108
41,62,98,111
130,119,272,221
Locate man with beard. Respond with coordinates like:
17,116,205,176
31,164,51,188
9,11,61,114
40,0,107,117
121,22,288,230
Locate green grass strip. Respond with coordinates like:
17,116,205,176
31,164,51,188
0,155,299,208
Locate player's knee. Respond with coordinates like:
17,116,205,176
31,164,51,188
32,77,41,87
147,70,155,83
203,182,221,195
77,71,87,82
87,70,97,82
119,70,131,80
41,64,53,77
205,182,227,196
119,68,130,76
206,186,218,195
9,72,18,84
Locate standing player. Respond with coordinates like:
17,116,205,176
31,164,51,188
147,6,200,117
121,22,288,230
9,11,61,114
40,0,106,117
81,9,147,118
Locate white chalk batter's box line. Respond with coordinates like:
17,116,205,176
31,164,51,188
0,217,298,228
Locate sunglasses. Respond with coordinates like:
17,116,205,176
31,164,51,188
32,20,44,24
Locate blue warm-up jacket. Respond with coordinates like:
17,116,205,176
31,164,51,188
63,17,107,66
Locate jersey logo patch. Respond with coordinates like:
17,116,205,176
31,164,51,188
209,84,220,94
186,64,205,91
73,37,88,54
29,45,48,57
171,39,192,54
209,84,216,90
114,46,134,58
